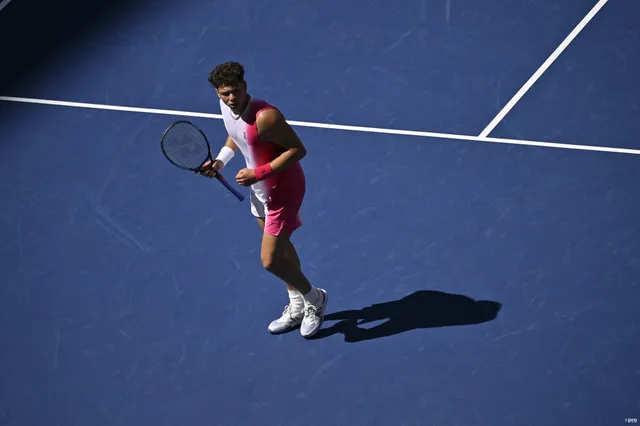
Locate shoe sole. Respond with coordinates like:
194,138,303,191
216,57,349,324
268,322,302,335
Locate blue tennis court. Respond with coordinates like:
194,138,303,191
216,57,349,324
1,0,639,425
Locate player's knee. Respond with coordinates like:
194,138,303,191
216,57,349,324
261,252,279,272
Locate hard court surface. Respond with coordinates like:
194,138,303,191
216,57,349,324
0,0,639,425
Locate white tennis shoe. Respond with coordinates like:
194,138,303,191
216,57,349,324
300,288,328,338
268,304,304,334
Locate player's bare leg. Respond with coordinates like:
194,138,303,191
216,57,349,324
258,219,328,337
257,218,305,334
257,218,299,291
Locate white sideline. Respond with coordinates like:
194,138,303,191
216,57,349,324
479,0,609,138
0,0,13,12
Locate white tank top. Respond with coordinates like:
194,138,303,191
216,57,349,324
220,97,266,202
220,97,305,205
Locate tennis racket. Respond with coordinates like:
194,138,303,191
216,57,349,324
160,120,245,202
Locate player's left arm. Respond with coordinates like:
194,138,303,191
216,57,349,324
256,108,307,175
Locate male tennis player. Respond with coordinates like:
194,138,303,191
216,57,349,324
199,61,328,338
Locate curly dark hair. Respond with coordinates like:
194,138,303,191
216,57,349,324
208,61,245,89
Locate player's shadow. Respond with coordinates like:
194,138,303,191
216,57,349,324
309,290,501,342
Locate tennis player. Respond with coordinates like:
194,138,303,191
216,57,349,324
199,61,328,338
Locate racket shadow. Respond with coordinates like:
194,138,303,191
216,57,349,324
309,290,502,343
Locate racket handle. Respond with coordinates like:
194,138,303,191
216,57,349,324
215,173,246,201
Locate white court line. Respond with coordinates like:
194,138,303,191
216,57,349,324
0,0,13,12
478,0,609,138
1,95,640,156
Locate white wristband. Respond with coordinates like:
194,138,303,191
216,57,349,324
215,146,235,166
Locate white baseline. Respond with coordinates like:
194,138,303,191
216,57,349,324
1,95,639,156
479,0,609,138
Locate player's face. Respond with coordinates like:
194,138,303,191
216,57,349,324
217,82,248,113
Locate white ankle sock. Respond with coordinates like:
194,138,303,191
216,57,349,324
288,289,304,312
302,287,322,307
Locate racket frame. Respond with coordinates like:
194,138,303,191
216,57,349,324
160,120,245,202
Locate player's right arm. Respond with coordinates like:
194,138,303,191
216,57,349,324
200,135,238,178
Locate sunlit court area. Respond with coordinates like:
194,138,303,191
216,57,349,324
1,0,639,424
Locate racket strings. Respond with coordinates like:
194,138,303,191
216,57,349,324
162,123,210,169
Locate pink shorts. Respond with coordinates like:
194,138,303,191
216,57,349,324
250,186,305,237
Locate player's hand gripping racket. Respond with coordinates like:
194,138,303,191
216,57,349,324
160,120,245,201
